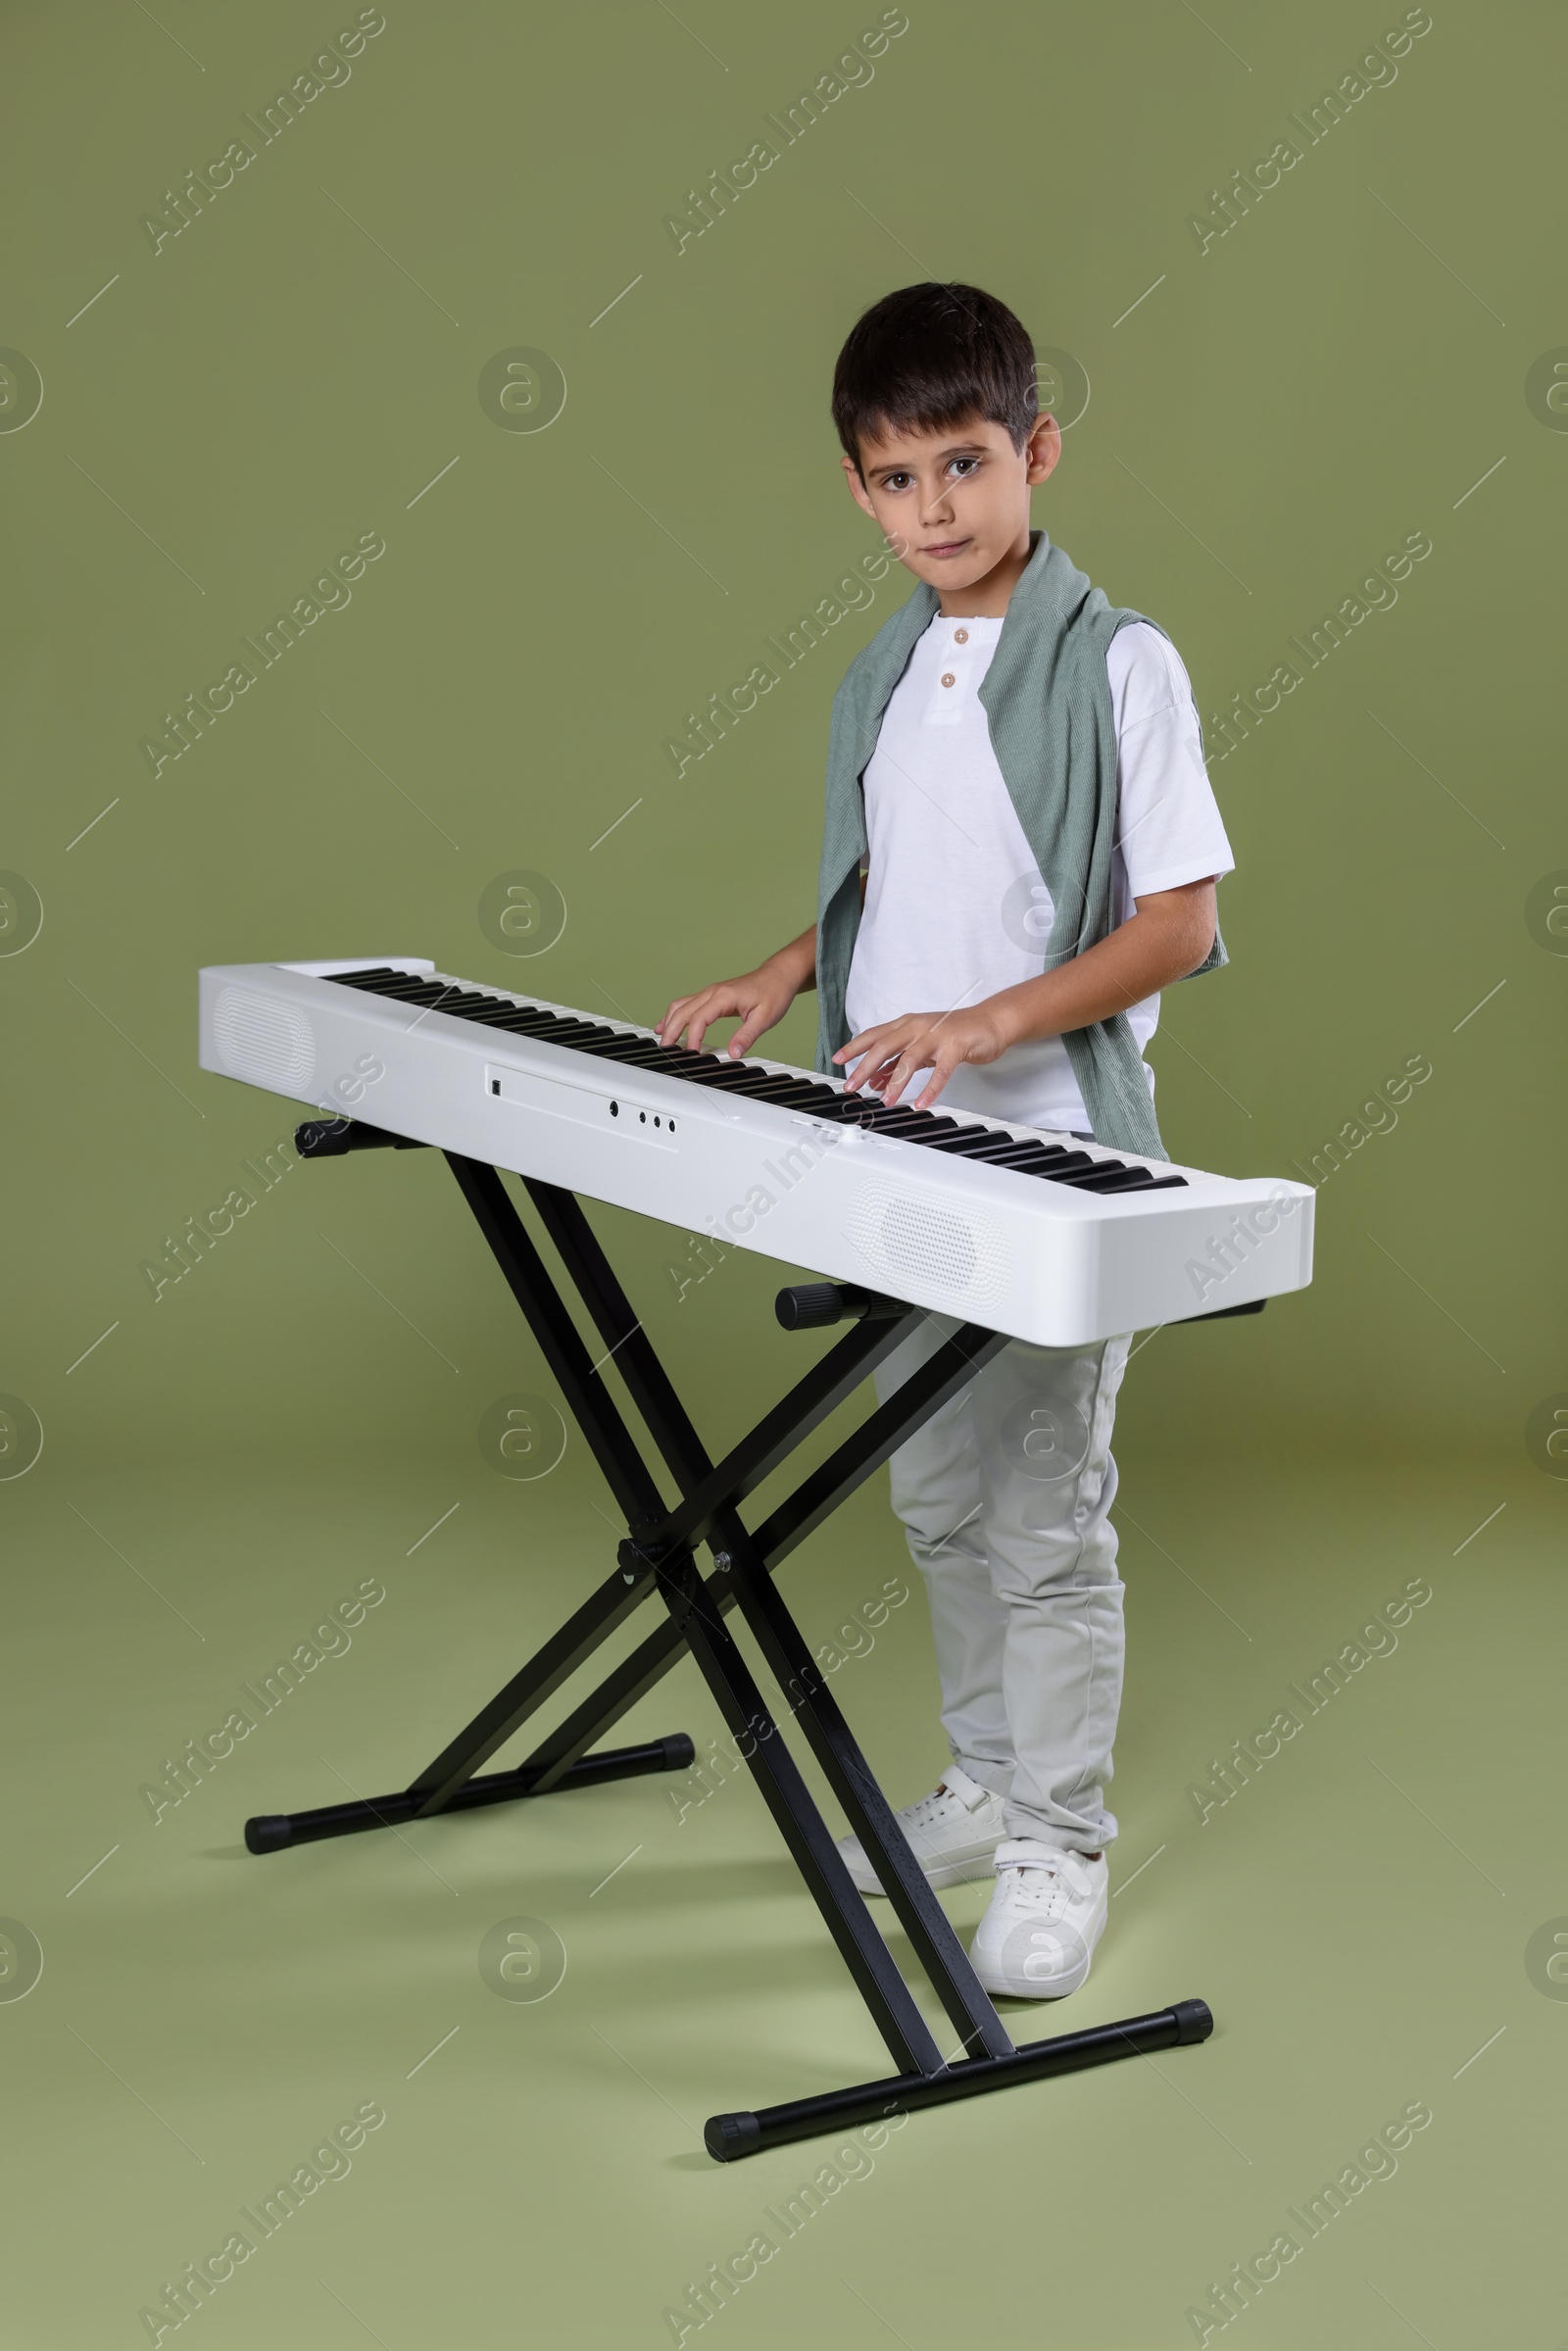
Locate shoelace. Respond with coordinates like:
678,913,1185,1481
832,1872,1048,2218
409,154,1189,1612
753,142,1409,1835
903,1783,970,1830
1007,1858,1089,1915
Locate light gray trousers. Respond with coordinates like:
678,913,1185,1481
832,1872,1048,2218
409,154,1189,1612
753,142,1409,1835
872,1310,1134,1853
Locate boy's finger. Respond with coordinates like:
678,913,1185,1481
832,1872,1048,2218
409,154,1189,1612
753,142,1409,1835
661,993,703,1043
848,1024,895,1066
917,1050,957,1109
729,1007,770,1055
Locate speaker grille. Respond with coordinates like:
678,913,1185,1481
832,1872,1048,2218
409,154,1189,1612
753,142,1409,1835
212,987,316,1096
845,1181,1006,1304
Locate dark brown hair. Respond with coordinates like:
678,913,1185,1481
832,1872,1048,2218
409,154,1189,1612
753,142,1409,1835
831,282,1038,474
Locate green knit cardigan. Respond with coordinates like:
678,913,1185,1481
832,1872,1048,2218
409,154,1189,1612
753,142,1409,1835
812,529,1225,1161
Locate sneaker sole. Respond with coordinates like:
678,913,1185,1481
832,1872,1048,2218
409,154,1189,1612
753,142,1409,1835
970,1910,1106,1999
971,1951,1093,1998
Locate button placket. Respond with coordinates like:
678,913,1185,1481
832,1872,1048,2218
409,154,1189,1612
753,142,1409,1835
926,628,970,722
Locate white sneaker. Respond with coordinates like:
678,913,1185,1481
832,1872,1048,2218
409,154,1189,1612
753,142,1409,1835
837,1765,1007,1895
970,1840,1109,1998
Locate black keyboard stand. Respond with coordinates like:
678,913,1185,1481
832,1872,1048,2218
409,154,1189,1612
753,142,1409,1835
245,1119,1213,2159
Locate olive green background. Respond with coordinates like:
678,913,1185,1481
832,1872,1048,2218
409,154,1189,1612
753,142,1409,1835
2,2,1563,2345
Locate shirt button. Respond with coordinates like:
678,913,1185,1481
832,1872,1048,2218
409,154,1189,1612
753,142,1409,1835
954,628,968,644
941,671,956,688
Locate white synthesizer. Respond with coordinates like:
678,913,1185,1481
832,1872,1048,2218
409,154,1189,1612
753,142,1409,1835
197,959,1314,1347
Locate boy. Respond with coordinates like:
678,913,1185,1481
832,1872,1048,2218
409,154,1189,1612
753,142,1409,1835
659,283,1233,1999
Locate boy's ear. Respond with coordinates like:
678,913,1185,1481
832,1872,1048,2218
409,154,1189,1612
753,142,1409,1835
841,452,877,517
1025,412,1062,486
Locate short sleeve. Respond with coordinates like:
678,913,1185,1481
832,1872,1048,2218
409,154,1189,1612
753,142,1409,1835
1106,622,1235,898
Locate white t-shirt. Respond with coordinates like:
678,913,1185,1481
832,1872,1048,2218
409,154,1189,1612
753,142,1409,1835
843,615,1235,1135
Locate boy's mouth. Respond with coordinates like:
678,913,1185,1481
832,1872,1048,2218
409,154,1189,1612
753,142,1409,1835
921,537,971,559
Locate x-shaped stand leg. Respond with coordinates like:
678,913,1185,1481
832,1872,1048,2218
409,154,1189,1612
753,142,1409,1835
245,1149,1213,2157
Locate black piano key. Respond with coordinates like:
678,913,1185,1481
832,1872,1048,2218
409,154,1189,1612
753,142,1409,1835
487,1008,571,1033
809,1095,917,1129
578,1043,664,1066
330,967,399,986
719,1073,816,1101
463,1004,553,1027
948,1135,1049,1164
797,1089,872,1116
640,1050,726,1073
870,1113,966,1142
680,1064,785,1091
528,1019,613,1046
829,1102,907,1127
580,1039,714,1076
929,1126,1049,1158
577,1036,676,1062
856,1107,936,1136
583,1038,730,1075
966,1140,1062,1168
985,1143,1075,1169
418,989,491,1012
359,978,448,1002
1053,1166,1189,1193
1050,1161,1130,1189
772,1081,847,1106
789,1091,867,1120
750,1078,843,1107
905,1114,965,1135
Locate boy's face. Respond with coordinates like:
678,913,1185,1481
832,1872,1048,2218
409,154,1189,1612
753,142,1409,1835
842,410,1060,596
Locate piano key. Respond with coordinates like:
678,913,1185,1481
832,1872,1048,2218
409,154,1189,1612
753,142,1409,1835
854,1109,935,1137
487,1008,575,1034
1049,1162,1131,1189
525,1018,613,1046
464,1004,558,1028
360,978,449,1002
742,1078,837,1107
930,1127,1067,1160
677,1067,799,1100
581,1039,707,1069
961,1139,1061,1167
968,1138,1081,1165
338,971,419,991
980,1142,1075,1169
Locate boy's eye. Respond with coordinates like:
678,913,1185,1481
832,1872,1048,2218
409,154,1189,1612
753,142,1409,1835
877,458,979,491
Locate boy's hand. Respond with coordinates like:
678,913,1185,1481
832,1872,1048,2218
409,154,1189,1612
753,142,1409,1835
834,1004,1015,1110
830,882,1221,1111
659,965,797,1058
